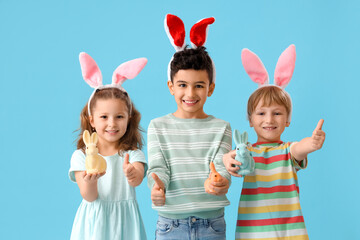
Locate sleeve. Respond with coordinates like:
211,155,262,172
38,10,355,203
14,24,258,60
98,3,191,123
289,142,308,170
68,150,86,182
128,149,148,178
146,120,171,190
213,122,232,183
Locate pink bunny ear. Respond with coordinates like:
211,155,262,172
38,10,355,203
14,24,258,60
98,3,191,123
164,14,186,51
190,17,215,48
241,48,269,86
79,52,103,88
274,44,296,88
112,58,148,85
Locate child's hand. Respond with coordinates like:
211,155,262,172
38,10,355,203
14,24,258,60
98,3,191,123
291,119,326,160
151,173,166,206
310,119,326,151
204,162,230,196
222,150,243,177
123,153,144,187
82,171,106,183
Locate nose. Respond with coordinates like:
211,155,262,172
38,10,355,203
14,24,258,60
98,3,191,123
107,117,115,127
186,87,195,97
265,114,274,123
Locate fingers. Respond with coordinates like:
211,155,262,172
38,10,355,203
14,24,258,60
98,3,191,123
315,119,324,130
205,176,230,195
83,172,104,182
152,173,165,190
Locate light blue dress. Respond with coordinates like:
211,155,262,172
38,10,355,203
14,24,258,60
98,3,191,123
69,149,147,240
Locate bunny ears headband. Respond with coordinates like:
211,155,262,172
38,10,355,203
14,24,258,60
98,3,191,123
79,52,147,116
165,14,216,83
241,44,296,121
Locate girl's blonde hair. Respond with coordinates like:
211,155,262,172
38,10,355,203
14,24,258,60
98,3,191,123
247,86,292,120
76,88,143,152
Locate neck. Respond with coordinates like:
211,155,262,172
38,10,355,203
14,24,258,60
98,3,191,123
97,141,119,156
173,110,208,119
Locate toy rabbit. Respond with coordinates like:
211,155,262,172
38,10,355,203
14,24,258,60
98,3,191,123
83,130,107,174
233,129,255,175
204,161,220,193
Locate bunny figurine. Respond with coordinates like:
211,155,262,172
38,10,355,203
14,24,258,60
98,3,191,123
83,130,107,174
233,129,255,175
204,161,220,193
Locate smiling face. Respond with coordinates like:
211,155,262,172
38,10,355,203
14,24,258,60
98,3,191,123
90,98,129,149
168,69,215,119
249,99,290,143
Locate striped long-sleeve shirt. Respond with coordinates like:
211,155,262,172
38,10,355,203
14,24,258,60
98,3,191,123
147,113,232,219
236,141,308,240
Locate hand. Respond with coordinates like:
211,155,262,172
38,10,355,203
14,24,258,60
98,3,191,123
82,171,106,183
204,162,230,196
123,153,137,183
222,150,243,177
151,173,166,206
310,119,326,151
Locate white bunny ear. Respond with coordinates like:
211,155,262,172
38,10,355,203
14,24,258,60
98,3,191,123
83,130,90,146
274,44,296,88
241,48,269,86
164,14,186,52
190,17,215,48
79,52,103,88
112,58,147,86
90,132,98,144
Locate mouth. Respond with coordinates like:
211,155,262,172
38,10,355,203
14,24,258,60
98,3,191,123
106,130,119,135
183,100,199,106
263,127,277,131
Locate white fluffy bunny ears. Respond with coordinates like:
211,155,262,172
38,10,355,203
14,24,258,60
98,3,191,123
79,52,147,116
165,14,216,83
241,44,296,122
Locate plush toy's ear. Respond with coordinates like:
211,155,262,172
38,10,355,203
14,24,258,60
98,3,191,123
79,52,103,88
190,17,215,48
274,44,296,88
164,14,186,52
90,132,98,144
83,130,90,146
241,132,248,144
233,129,241,146
112,58,148,86
241,48,269,86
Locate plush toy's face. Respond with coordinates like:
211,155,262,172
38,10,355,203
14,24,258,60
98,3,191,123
90,98,129,148
250,99,290,143
168,69,215,119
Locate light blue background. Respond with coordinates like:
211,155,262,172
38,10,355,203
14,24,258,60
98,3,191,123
1,0,359,239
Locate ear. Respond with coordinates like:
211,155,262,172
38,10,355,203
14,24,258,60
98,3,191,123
241,48,269,86
83,130,90,145
274,44,296,88
190,17,215,48
164,14,186,51
90,132,98,144
286,121,290,127
233,129,241,146
167,80,174,95
79,52,103,88
207,83,215,97
112,58,147,86
249,117,254,127
241,131,248,143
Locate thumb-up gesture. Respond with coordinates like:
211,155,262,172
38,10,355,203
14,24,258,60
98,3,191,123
204,162,229,196
310,119,326,151
123,153,136,182
151,173,166,206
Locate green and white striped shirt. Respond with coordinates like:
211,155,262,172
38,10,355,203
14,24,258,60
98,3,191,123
147,113,232,219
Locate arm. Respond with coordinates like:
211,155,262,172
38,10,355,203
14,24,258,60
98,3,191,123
206,122,232,195
147,121,170,205
74,171,105,202
123,153,145,187
290,119,326,160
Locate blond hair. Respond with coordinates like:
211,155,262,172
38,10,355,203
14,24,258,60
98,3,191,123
247,86,292,120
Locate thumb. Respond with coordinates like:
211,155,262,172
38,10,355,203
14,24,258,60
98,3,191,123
210,161,218,173
123,153,130,167
315,119,324,130
210,162,220,182
152,173,164,189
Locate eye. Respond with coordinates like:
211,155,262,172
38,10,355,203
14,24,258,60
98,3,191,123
117,115,124,119
274,112,282,115
100,115,107,119
179,83,186,88
195,84,204,88
257,112,265,115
